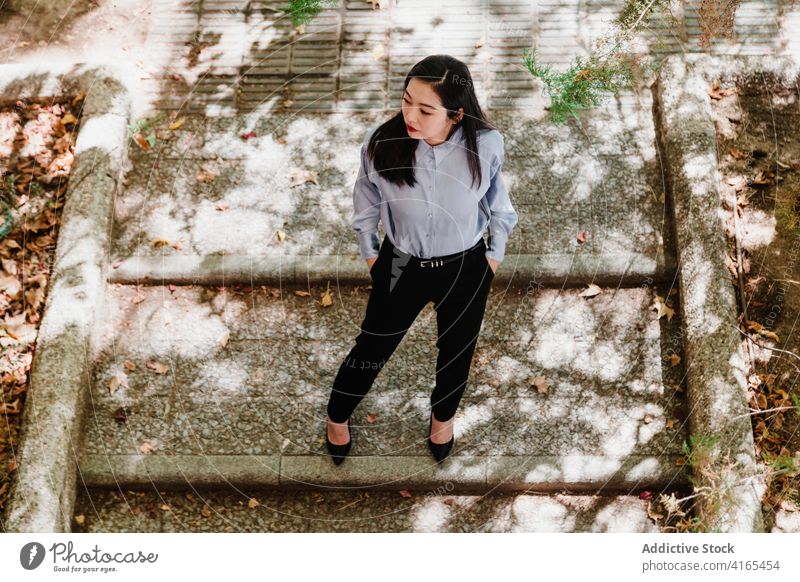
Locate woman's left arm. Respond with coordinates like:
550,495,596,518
484,133,519,272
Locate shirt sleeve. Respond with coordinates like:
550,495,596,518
350,130,382,260
484,133,518,262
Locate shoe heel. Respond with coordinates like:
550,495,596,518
326,416,352,466
427,412,454,463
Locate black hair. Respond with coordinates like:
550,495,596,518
365,54,497,190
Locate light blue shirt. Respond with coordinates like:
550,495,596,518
351,124,518,262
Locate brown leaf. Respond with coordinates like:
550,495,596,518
729,148,746,159
399,490,412,498
294,290,311,297
108,371,128,394
651,295,674,321
579,283,601,298
752,170,774,185
320,287,333,307
367,413,377,424
196,164,219,183
576,231,586,243
168,117,185,130
529,374,550,394
133,132,150,150
151,237,171,248
247,498,260,509
708,79,736,100
146,360,169,374
289,168,318,187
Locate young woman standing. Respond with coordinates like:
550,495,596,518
325,54,518,465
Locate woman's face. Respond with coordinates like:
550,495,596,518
401,77,462,145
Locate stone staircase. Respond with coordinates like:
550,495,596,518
72,95,694,532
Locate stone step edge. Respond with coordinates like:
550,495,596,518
108,252,677,286
80,453,690,493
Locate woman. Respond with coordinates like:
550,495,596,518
325,54,518,465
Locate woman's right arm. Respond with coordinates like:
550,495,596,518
351,138,382,268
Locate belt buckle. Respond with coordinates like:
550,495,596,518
420,258,442,268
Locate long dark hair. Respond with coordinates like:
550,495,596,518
365,55,497,190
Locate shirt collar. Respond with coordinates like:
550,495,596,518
415,125,464,156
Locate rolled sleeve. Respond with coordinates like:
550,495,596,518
483,135,518,262
351,134,382,260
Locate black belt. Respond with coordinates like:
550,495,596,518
412,239,484,268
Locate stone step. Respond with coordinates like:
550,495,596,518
79,282,691,492
73,487,668,532
113,108,675,283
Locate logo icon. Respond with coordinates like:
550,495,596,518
20,542,46,570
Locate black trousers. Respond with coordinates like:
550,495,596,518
326,233,495,423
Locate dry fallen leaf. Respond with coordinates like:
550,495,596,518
668,354,681,367
651,295,674,321
367,413,377,424
151,237,171,249
0,271,21,298
294,290,311,297
74,514,85,525
139,440,155,454
133,132,150,150
214,200,230,211
708,79,736,100
729,148,747,160
146,360,169,374
168,117,185,130
320,286,333,307
579,283,601,298
747,321,780,343
529,374,550,394
196,164,220,183
399,490,412,498
276,229,286,243
108,371,129,394
248,498,260,509
289,168,318,187
576,231,586,243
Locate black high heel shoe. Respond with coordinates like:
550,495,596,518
326,416,352,466
427,411,454,463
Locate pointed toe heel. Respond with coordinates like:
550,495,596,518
427,412,454,463
326,417,352,465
